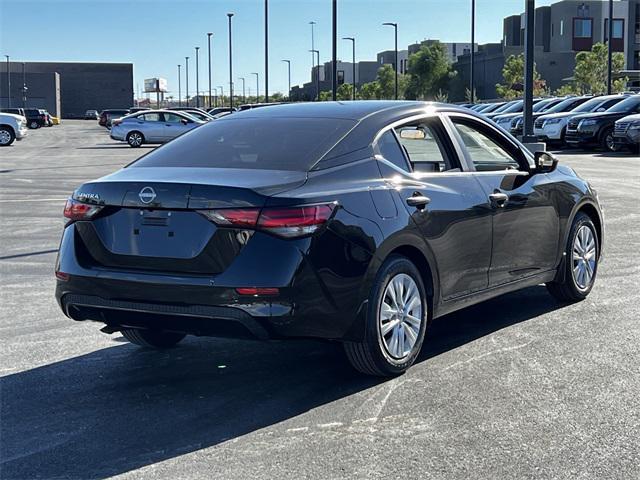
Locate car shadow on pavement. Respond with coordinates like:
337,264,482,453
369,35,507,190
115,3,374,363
1,285,560,479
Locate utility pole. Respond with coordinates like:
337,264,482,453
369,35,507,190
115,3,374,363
177,64,182,107
470,0,476,102
227,13,234,109
607,0,613,94
264,0,269,102
331,0,337,100
195,46,200,108
207,33,213,109
342,37,356,100
185,56,190,107
523,0,535,142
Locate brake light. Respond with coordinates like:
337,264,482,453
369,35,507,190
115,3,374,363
199,203,336,238
63,198,103,222
235,287,279,296
112,119,123,126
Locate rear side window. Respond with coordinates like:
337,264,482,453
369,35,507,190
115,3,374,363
131,117,356,171
376,131,409,171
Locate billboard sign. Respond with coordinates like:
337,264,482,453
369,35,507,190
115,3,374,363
144,78,168,93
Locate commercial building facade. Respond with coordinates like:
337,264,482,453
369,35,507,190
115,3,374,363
0,62,134,118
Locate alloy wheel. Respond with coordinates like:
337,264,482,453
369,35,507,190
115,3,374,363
128,133,142,147
605,132,618,152
379,273,423,360
572,225,597,291
0,130,11,145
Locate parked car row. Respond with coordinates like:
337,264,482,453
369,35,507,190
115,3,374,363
0,107,60,146
466,94,640,153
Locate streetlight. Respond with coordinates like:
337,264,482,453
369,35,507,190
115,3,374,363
281,60,291,100
607,0,613,94
310,49,320,101
309,21,316,78
195,46,200,108
227,13,235,109
331,0,337,101
185,56,190,107
207,33,213,109
382,22,398,100
342,37,356,100
4,55,10,108
177,64,182,107
523,0,535,142
264,0,269,103
252,72,259,103
470,0,475,103
238,77,246,103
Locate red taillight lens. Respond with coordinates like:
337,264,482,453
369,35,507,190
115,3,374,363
199,203,336,238
235,287,279,296
63,198,103,222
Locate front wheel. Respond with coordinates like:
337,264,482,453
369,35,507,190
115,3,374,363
121,329,185,348
0,126,15,146
546,212,599,302
126,131,144,147
344,255,428,376
29,121,40,129
600,127,619,152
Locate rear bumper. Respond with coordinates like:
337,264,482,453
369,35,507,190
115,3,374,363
55,221,372,341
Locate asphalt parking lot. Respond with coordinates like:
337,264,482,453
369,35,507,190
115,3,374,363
1,120,639,479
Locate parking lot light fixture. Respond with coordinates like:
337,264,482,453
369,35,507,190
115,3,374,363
227,13,234,109
382,22,398,100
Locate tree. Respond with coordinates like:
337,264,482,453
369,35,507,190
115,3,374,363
495,53,547,99
573,43,626,94
318,90,332,101
405,41,454,100
358,81,381,100
336,83,353,101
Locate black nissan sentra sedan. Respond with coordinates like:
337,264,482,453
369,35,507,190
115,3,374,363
55,101,603,376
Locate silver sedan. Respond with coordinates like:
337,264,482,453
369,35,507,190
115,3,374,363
110,110,206,147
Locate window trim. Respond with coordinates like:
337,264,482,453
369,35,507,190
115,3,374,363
443,113,534,173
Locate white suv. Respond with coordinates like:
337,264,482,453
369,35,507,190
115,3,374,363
534,95,626,144
0,113,28,146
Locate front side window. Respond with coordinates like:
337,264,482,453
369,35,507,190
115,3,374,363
451,119,521,172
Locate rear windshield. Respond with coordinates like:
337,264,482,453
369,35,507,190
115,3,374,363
130,116,357,171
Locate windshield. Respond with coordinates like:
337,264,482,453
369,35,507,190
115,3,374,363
545,97,583,114
533,99,559,112
492,101,518,114
573,97,617,113
131,116,356,171
500,100,524,114
606,96,640,113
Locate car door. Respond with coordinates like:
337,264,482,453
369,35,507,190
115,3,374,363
163,112,193,141
135,112,164,142
445,113,560,287
374,114,492,300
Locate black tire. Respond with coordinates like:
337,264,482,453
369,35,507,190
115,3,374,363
600,127,619,153
546,212,599,302
0,126,15,146
344,255,428,376
29,121,40,129
121,328,185,349
126,131,144,148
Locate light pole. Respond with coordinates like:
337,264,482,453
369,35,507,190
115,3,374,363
470,0,476,102
185,56,190,107
282,60,291,100
310,49,320,101
218,86,225,106
331,0,337,100
4,55,10,108
207,33,213,109
382,22,398,100
227,13,235,109
22,62,27,108
607,0,613,94
342,37,356,100
238,77,246,103
195,46,200,108
177,64,182,107
309,21,316,80
252,72,259,102
523,0,535,142
264,0,269,103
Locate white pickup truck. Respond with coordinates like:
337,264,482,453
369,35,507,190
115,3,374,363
0,112,28,146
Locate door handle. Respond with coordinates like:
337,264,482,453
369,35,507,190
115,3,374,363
406,194,431,210
489,192,509,208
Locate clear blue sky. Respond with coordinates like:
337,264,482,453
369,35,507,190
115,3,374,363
1,0,556,97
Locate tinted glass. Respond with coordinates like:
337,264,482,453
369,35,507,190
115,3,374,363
377,131,409,171
573,97,614,112
139,113,161,122
607,96,640,113
131,117,356,171
163,113,186,123
395,123,451,172
545,97,586,113
452,121,520,172
500,100,524,114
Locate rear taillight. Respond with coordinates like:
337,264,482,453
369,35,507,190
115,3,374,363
199,203,336,238
63,198,103,222
112,119,123,126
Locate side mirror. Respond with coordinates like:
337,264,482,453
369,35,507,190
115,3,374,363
596,107,606,112
534,151,558,174
181,118,188,125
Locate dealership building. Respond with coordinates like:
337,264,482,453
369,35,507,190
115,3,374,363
0,62,134,118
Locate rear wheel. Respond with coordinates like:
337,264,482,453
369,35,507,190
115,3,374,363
126,131,144,147
0,126,15,146
600,127,619,152
344,255,428,376
546,212,599,302
29,121,40,129
121,328,185,348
